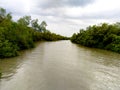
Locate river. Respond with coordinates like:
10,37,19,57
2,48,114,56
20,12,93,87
0,40,120,90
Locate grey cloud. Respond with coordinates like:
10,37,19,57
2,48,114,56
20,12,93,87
67,0,94,6
37,0,94,9
61,9,120,21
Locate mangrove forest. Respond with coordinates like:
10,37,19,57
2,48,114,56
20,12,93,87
0,7,68,58
71,23,120,53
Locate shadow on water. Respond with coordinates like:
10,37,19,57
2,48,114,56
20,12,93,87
75,44,120,67
0,51,31,80
0,41,44,80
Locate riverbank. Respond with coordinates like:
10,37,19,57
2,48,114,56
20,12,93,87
71,23,120,54
0,7,69,58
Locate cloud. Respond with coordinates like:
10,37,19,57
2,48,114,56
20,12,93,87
0,0,32,16
35,0,94,9
0,0,120,36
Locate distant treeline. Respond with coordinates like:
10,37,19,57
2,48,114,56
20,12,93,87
71,23,120,53
0,7,69,58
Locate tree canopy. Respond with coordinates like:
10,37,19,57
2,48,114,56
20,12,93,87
71,23,120,53
0,7,68,58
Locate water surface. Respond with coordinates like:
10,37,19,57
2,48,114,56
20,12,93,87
0,40,120,90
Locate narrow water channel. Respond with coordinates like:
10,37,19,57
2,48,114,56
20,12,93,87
0,40,120,90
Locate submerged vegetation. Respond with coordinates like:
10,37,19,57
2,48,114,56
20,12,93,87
0,7,68,58
71,23,120,53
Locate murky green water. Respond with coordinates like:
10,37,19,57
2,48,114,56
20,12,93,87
0,40,120,90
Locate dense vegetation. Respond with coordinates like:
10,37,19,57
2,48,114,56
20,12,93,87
0,7,68,58
71,23,120,53
0,72,1,78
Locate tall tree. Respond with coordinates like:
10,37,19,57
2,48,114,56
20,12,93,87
39,21,47,32
31,19,39,30
0,8,6,22
17,16,31,26
31,19,47,32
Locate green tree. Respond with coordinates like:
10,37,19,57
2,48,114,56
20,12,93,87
31,19,39,30
0,7,6,22
39,21,47,32
71,23,120,53
17,16,31,26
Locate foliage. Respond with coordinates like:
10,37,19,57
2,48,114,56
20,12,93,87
71,23,120,53
0,72,1,78
0,7,68,58
17,16,31,26
31,19,47,32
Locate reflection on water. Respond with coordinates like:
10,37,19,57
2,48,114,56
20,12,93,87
0,41,120,90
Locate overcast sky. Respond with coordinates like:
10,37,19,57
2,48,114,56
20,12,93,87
0,0,120,36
